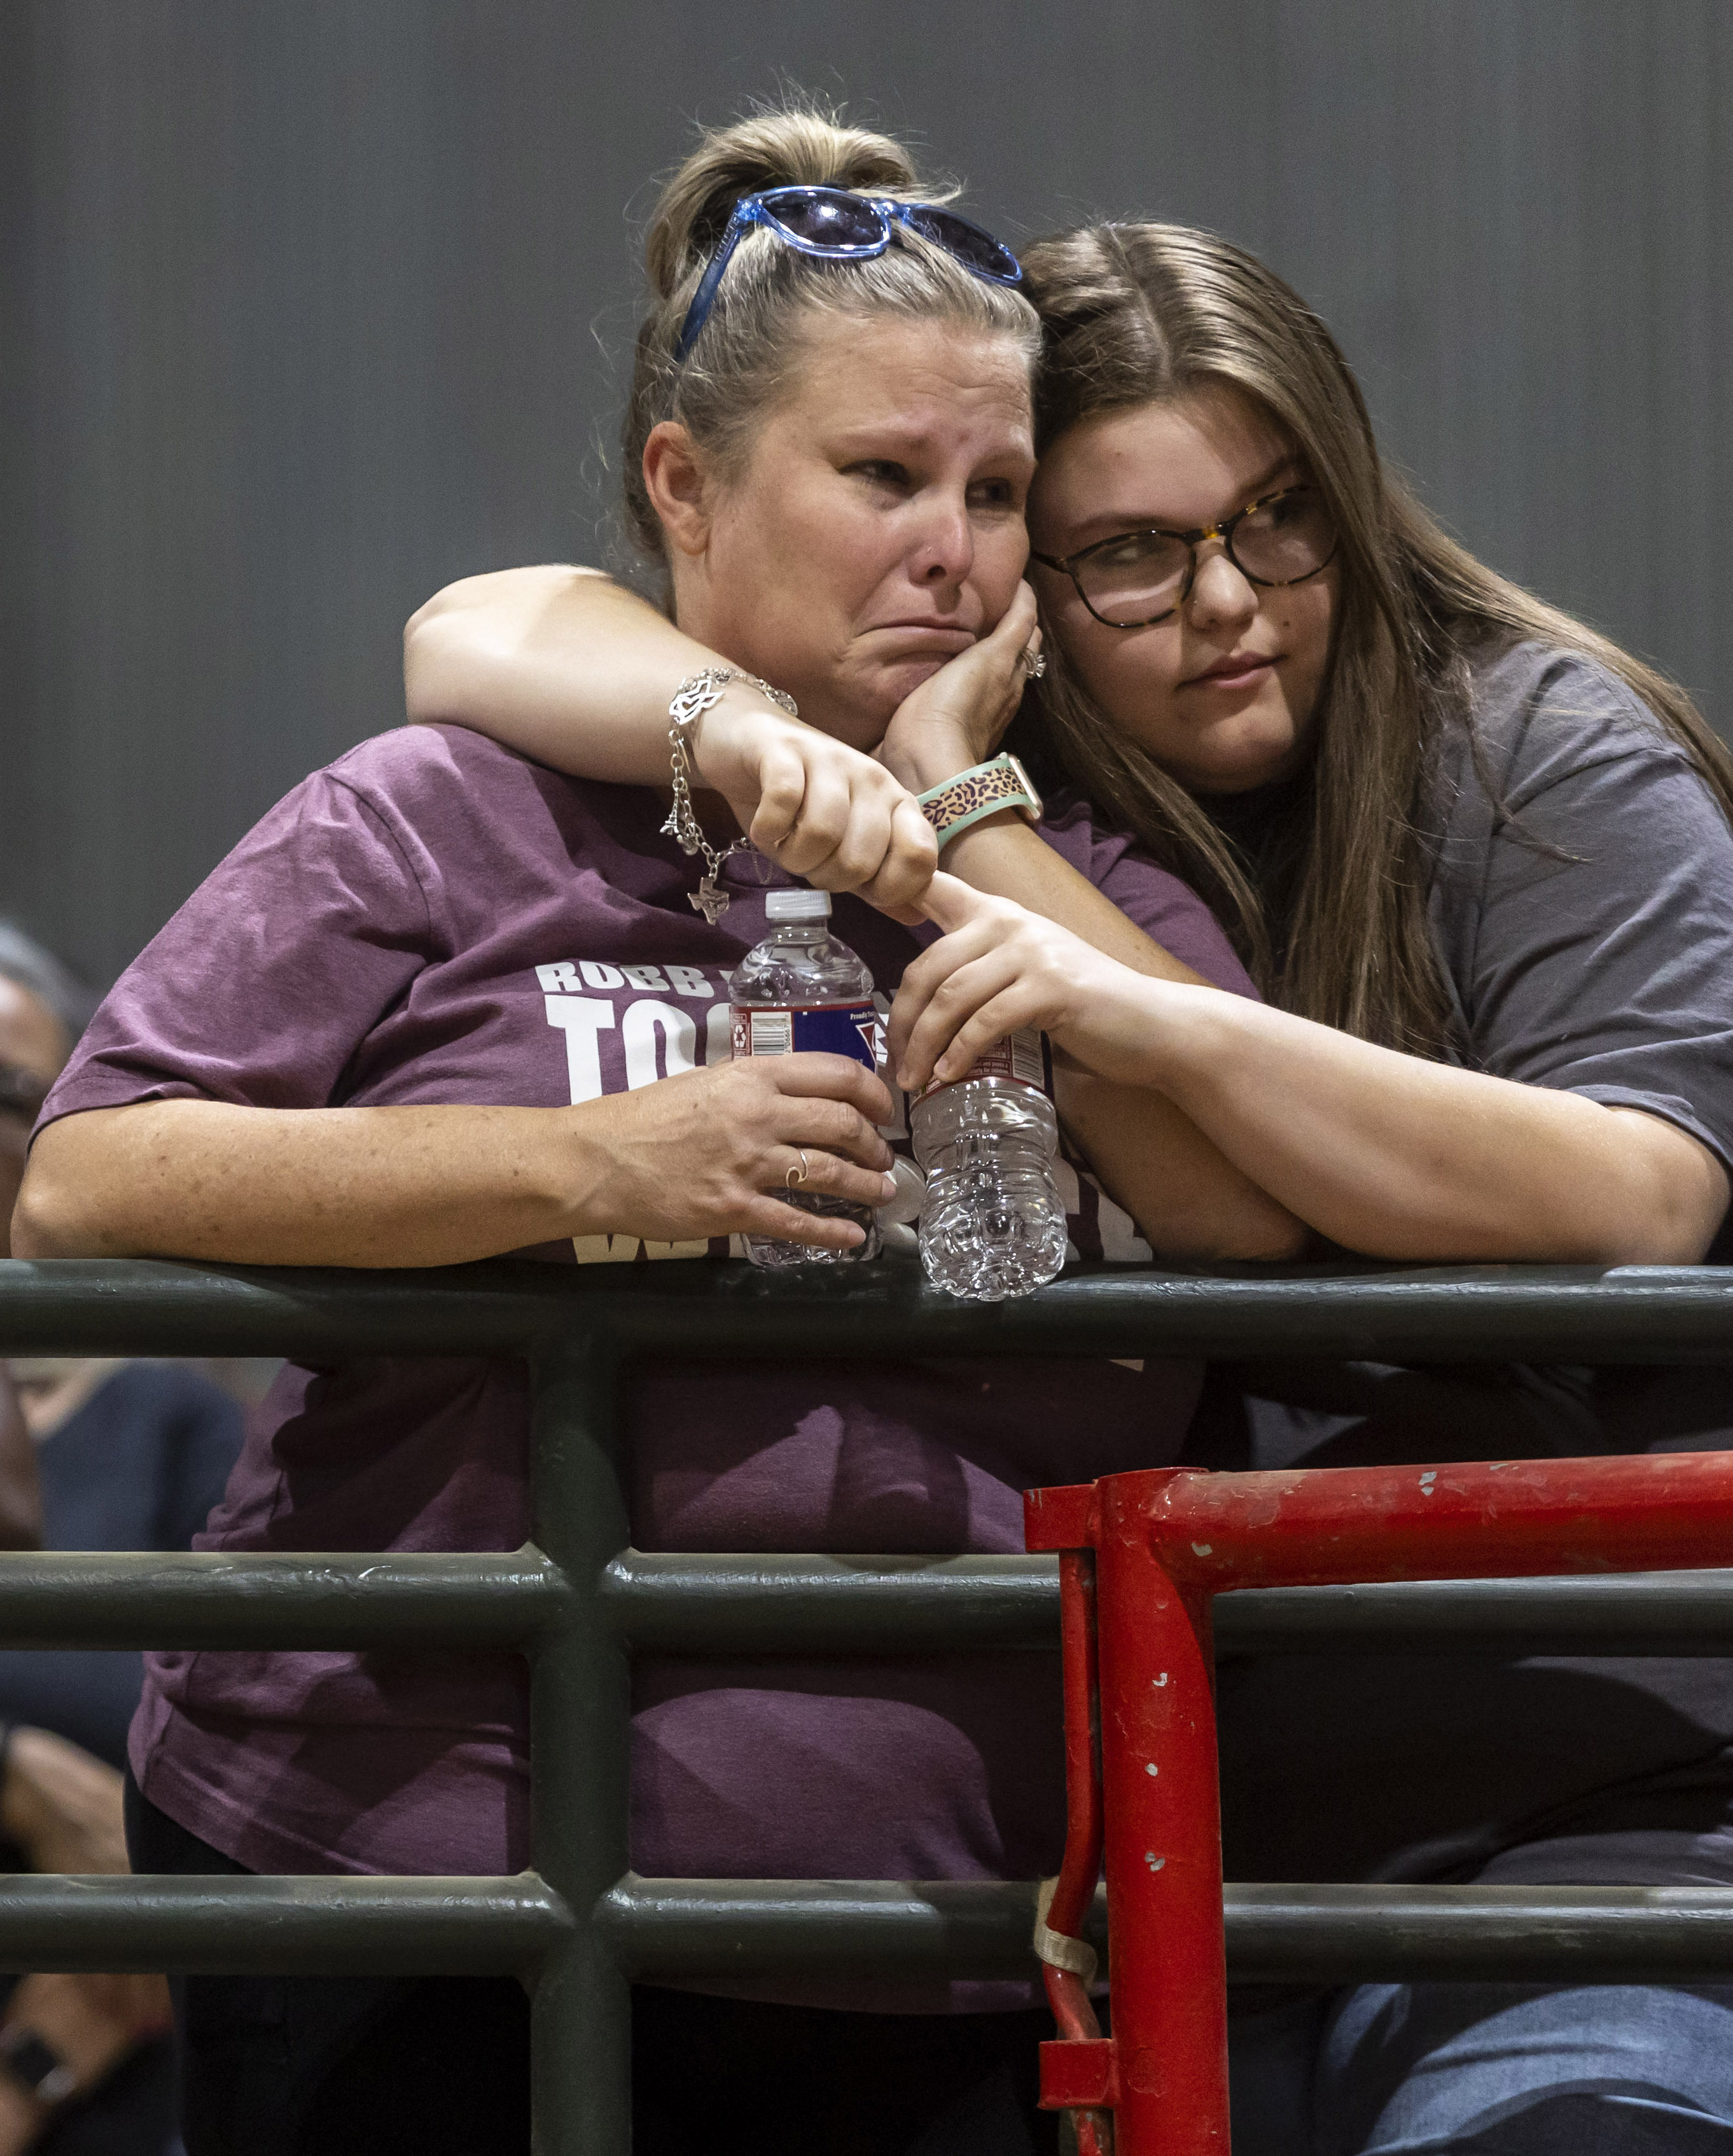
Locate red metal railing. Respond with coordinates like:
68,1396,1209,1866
1024,1450,1733,2154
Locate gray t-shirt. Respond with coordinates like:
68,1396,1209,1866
1194,640,1733,1891
1428,639,1733,1199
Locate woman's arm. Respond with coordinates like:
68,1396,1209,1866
405,569,1305,1261
891,879,1730,1264
13,1058,897,1266
1139,994,1727,1263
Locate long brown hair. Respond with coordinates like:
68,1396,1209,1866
1020,222,1733,1054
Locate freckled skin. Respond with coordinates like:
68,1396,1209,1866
670,314,1037,753
1027,384,1339,796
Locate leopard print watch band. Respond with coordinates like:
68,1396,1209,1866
915,754,1044,849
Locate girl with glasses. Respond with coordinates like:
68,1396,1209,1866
410,124,1733,2156
15,109,1267,2155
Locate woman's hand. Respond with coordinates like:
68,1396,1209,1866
693,690,936,921
582,1054,898,1252
889,875,1159,1094
17,1060,899,1269
699,572,1040,911
873,583,1042,795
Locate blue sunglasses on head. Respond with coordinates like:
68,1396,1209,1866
673,186,1023,363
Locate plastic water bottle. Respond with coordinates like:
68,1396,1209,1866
730,889,882,1269
910,1030,1069,1301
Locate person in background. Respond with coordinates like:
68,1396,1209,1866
0,929,93,1240
1,926,241,2155
0,1359,245,1774
0,930,63,1550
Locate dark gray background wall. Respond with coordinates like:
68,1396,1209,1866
4,1,1729,984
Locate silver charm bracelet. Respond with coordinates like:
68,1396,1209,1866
660,667,799,924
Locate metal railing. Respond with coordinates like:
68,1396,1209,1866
8,1254,1733,2152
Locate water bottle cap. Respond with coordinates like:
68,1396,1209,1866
764,888,832,921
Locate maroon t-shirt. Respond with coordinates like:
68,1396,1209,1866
41,725,1256,2004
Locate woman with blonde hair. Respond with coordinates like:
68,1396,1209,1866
17,111,1270,2155
415,169,1733,2156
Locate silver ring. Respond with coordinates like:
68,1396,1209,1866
785,1149,811,1190
1022,644,1047,681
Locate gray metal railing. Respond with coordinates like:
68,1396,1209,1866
8,1254,1733,2151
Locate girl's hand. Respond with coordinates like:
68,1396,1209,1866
579,1054,899,1252
874,583,1042,795
694,690,936,922
888,875,1163,1094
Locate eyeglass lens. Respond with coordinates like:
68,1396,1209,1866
1075,490,1336,624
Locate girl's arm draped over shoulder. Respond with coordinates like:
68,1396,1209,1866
406,567,754,786
404,566,1309,1263
403,567,1214,986
405,568,938,917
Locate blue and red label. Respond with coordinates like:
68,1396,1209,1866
731,999,883,1070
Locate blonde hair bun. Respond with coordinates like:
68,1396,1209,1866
644,106,925,300
622,99,1036,565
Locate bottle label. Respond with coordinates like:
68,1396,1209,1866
919,1025,1047,1097
731,1000,882,1069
